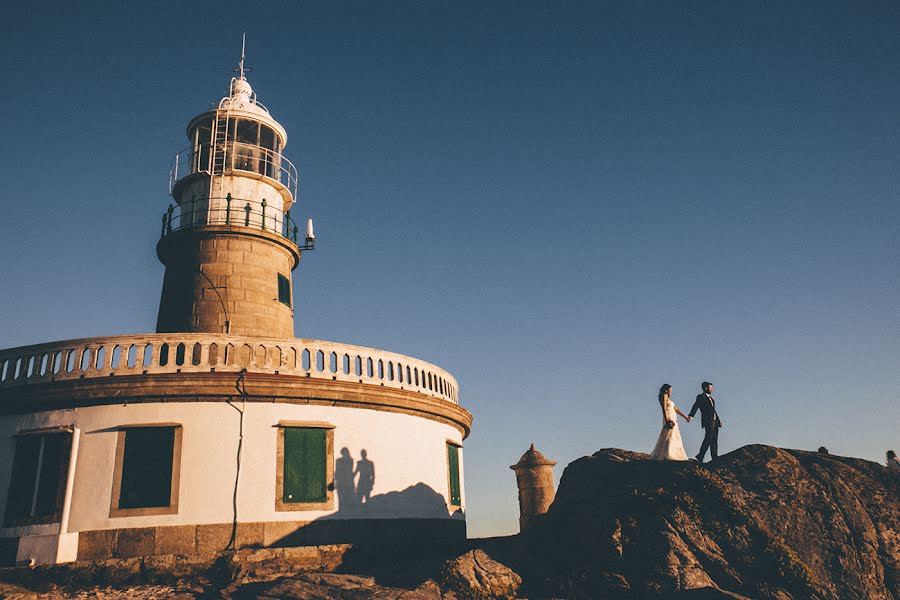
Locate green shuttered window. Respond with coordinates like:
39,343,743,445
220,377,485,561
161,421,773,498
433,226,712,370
447,442,461,506
277,274,291,307
283,427,327,503
4,432,71,526
119,427,175,509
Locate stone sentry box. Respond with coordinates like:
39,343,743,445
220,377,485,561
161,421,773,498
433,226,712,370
510,444,557,532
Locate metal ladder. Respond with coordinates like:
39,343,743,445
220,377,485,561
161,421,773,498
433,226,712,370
210,111,231,195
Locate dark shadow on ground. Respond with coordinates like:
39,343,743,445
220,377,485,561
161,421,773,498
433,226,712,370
272,481,466,589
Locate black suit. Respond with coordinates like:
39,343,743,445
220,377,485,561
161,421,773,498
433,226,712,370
689,393,721,461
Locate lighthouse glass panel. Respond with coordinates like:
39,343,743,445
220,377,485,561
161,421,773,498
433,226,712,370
236,119,259,144
193,118,212,174
118,427,175,509
260,125,275,150
260,126,276,177
4,432,71,526
283,428,327,503
233,143,256,172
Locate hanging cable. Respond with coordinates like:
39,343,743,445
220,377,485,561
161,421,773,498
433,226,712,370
197,267,230,334
225,369,247,550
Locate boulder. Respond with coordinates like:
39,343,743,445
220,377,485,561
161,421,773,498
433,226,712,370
438,549,522,599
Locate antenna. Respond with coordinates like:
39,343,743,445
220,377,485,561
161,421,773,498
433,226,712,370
233,33,252,80
239,33,246,80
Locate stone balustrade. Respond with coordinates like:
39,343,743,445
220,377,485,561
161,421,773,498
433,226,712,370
0,334,458,404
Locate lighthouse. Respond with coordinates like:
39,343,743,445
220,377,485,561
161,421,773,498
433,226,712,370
157,43,312,338
0,49,472,566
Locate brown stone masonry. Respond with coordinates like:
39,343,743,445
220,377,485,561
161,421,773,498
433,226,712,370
156,226,301,338
74,518,465,560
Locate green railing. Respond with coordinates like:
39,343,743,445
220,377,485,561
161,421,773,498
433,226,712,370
160,194,301,244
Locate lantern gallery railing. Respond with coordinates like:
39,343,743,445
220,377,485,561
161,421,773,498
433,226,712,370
159,195,313,249
169,142,299,199
0,334,459,404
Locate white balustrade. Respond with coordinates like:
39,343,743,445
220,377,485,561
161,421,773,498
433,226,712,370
0,334,458,404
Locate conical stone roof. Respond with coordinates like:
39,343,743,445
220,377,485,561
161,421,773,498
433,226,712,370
510,443,557,470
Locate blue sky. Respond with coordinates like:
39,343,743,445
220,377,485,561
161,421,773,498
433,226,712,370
1,2,898,537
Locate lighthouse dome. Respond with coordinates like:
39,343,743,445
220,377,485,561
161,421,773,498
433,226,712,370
216,75,278,124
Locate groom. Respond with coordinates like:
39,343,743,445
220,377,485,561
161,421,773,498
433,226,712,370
689,381,723,463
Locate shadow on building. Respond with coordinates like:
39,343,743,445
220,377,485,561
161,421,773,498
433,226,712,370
272,449,464,549
266,450,465,588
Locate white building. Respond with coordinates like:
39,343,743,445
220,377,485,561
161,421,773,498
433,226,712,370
0,52,472,566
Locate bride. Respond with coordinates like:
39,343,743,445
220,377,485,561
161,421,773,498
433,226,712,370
650,384,691,461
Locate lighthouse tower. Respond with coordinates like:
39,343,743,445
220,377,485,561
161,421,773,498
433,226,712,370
157,45,312,338
0,49,471,566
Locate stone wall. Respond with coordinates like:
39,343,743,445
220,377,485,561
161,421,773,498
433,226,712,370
155,226,300,338
73,519,464,561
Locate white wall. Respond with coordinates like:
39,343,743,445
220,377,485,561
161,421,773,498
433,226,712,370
0,402,464,537
176,176,287,230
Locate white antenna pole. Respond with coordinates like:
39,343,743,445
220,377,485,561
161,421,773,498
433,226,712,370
239,33,246,80
306,218,315,240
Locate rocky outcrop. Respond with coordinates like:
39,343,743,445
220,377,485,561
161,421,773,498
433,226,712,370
0,547,510,599
523,445,899,599
438,550,522,599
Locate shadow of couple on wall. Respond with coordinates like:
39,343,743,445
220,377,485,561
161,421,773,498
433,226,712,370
271,447,466,588
274,447,464,543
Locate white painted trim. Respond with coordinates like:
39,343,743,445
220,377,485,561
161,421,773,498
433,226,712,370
59,427,80,534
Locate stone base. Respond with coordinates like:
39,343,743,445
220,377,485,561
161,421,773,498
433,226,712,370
74,518,464,562
1,532,80,566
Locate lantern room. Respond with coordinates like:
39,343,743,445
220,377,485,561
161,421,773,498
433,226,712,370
168,65,299,238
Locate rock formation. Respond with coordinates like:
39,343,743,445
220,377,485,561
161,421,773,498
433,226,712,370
438,549,522,599
522,445,899,599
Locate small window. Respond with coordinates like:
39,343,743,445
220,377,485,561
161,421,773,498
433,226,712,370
277,274,291,307
4,431,72,526
447,442,461,507
276,424,334,511
110,426,181,517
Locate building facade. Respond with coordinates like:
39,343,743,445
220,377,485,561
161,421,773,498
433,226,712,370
0,58,471,565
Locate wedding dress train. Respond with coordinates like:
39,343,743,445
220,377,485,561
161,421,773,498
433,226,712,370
650,399,689,461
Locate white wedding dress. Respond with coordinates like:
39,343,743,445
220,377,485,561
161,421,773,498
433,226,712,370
650,399,689,461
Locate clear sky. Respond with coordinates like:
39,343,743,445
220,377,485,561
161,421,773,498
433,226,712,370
1,2,897,537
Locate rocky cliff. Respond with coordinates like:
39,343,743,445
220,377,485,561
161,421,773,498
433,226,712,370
520,444,899,599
